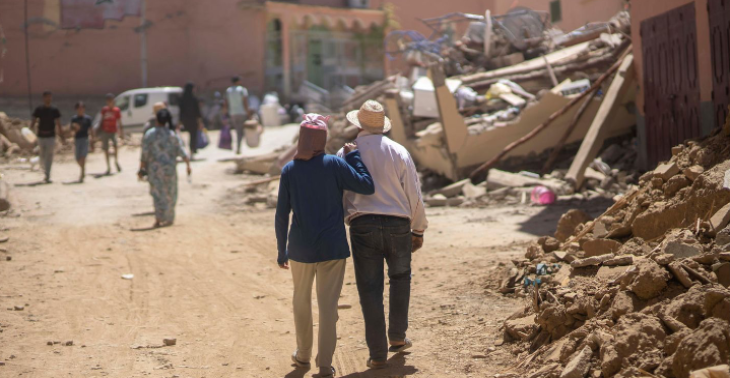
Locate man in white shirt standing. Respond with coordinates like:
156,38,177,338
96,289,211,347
225,76,252,155
337,100,427,369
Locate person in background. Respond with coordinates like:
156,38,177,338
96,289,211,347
70,101,93,183
225,76,251,155
99,93,124,175
30,91,62,183
138,108,191,228
179,82,204,157
143,102,168,135
275,114,375,378
337,100,428,369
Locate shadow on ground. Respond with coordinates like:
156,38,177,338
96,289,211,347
284,354,417,378
517,197,614,236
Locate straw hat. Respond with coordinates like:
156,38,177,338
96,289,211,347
346,100,391,134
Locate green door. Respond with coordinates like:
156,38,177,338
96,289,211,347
307,27,327,87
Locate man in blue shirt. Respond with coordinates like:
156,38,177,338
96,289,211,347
275,114,374,378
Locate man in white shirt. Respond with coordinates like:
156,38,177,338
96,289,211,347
225,76,251,154
337,100,427,369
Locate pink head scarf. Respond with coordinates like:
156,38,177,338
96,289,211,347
294,113,330,161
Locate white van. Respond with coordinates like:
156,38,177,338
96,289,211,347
94,87,182,133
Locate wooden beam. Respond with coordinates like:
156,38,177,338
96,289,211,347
468,48,632,180
565,54,635,189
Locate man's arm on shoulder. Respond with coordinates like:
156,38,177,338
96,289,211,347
336,152,375,195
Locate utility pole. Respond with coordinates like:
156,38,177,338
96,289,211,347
140,0,148,87
24,0,32,115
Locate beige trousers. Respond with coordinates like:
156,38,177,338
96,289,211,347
290,259,346,369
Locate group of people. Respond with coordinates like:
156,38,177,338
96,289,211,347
275,100,427,376
29,76,253,228
30,92,124,183
137,76,253,228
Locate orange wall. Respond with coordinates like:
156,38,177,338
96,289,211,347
630,0,712,115
0,0,266,97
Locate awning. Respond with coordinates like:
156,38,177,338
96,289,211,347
265,1,385,30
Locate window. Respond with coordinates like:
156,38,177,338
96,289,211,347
134,94,148,108
550,0,562,24
115,96,130,111
168,93,181,107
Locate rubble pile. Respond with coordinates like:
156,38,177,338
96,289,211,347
421,136,640,208
0,111,81,159
497,127,730,377
0,112,35,157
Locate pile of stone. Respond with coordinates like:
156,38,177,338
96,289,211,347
498,126,730,378
0,112,35,157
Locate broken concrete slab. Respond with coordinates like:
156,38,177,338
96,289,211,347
565,55,636,189
684,165,704,181
660,238,703,259
709,202,730,236
447,197,466,207
603,255,634,266
462,182,487,200
593,221,608,238
652,254,676,266
425,194,448,207
559,346,592,378
582,238,622,257
432,179,470,198
653,162,680,182
571,253,615,268
487,169,547,190
713,263,730,288
505,315,538,341
689,365,730,378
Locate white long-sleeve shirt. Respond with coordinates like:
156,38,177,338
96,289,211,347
337,132,428,233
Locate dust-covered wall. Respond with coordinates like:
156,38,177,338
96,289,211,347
0,0,266,97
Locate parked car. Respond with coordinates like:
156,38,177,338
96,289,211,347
94,87,182,133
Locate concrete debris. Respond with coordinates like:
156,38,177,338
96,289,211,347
570,253,615,268
654,162,680,182
496,116,730,378
603,255,633,266
0,179,9,212
689,365,730,378
559,346,592,378
582,238,622,257
555,209,592,242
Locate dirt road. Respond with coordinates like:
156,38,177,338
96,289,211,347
0,128,602,377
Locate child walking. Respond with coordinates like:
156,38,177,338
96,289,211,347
71,101,93,182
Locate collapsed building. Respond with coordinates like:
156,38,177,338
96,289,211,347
233,9,640,207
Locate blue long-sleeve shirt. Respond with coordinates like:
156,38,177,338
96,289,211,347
275,151,375,265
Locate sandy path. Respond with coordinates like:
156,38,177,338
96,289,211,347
0,128,586,377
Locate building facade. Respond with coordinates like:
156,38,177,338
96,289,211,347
0,0,628,100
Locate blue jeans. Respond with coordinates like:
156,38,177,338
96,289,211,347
350,215,412,362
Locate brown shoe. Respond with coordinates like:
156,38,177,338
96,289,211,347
367,358,387,369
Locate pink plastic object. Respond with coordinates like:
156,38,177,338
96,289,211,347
531,186,556,205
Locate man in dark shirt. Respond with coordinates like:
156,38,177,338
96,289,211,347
71,101,93,182
30,91,62,183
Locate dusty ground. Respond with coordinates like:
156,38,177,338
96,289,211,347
0,127,611,377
